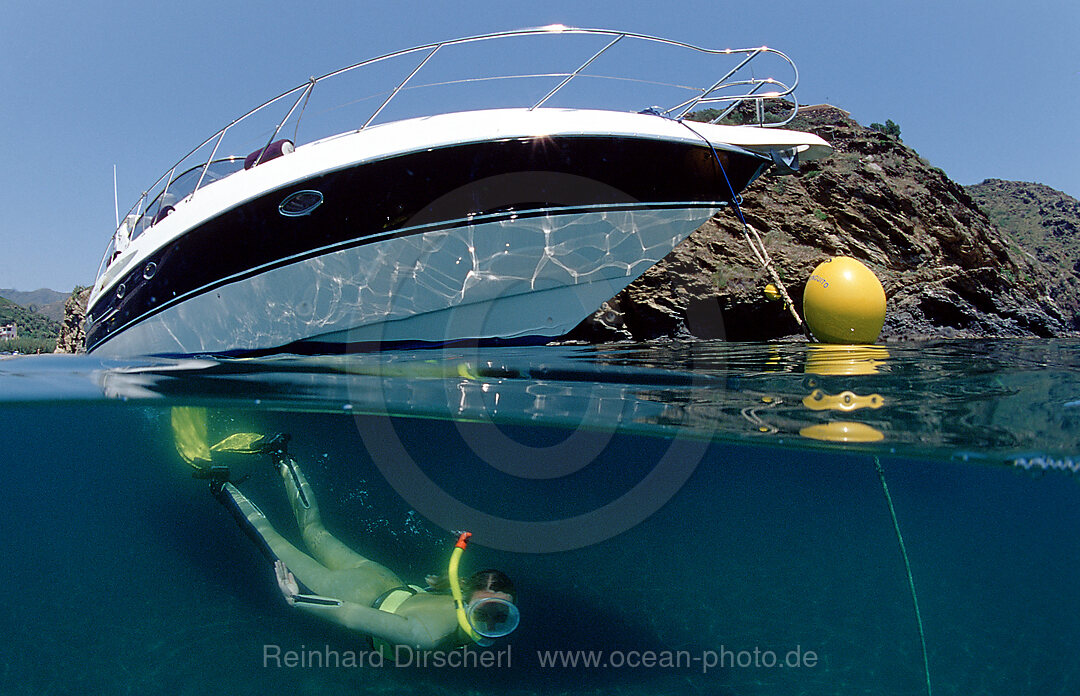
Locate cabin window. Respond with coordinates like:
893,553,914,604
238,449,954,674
279,190,324,217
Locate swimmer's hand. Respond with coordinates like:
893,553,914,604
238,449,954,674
275,560,300,606
425,573,450,591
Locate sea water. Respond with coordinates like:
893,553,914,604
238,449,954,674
1,339,1077,695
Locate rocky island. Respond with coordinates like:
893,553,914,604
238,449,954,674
572,105,1077,343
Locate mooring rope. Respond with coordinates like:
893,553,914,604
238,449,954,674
677,120,809,337
874,455,933,696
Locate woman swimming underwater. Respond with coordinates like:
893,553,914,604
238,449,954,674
208,434,519,655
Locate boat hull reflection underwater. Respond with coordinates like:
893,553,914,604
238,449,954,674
85,27,830,356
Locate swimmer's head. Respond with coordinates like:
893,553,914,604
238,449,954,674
464,569,515,603
446,535,519,641
463,569,519,638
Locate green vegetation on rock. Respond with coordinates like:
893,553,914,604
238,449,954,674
869,119,901,138
0,296,60,353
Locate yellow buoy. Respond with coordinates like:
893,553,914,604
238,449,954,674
804,344,890,376
799,422,884,442
802,389,885,412
803,257,886,344
763,283,782,301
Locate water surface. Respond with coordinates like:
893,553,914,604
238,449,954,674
2,339,1077,695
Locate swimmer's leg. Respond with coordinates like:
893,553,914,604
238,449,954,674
213,481,328,585
276,455,378,571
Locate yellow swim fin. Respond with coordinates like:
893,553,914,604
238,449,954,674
210,432,266,455
172,406,212,467
172,407,265,469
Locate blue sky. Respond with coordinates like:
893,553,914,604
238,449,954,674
1,0,1076,292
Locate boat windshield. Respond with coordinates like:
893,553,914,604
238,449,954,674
130,157,245,242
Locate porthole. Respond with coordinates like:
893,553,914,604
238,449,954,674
143,262,157,280
279,190,324,217
116,283,126,299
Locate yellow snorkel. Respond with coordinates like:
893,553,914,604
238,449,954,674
448,532,493,646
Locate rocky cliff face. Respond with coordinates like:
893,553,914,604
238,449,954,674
966,179,1080,330
54,287,90,353
571,105,1072,342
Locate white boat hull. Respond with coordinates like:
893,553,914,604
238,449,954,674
89,205,716,356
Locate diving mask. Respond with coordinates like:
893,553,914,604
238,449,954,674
466,596,520,638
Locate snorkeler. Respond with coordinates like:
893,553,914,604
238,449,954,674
208,434,519,655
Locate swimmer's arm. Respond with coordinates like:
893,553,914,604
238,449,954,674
293,596,436,647
275,561,437,649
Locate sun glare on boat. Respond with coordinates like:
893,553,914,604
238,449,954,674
527,134,556,151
